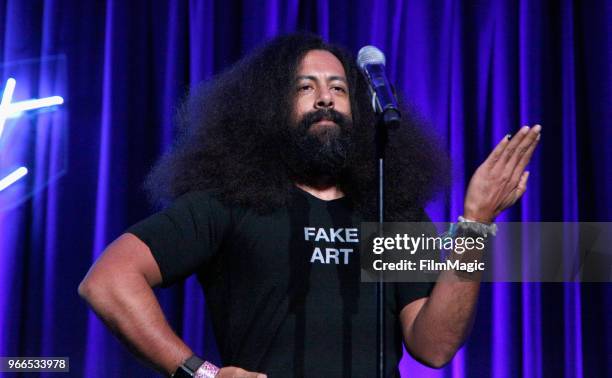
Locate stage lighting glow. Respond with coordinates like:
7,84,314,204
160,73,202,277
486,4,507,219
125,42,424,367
0,77,64,138
0,78,16,139
5,96,64,118
0,167,28,192
0,77,64,192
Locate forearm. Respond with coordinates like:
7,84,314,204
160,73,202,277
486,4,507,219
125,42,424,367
405,125,540,368
406,271,479,367
79,272,192,376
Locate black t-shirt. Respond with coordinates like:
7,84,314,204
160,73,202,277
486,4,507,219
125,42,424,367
128,188,434,377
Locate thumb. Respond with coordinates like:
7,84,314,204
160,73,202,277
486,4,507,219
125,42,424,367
515,170,530,198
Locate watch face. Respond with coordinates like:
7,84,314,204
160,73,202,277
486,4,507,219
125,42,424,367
173,356,205,378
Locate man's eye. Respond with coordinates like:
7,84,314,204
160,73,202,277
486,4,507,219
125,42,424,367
298,85,312,92
332,86,347,93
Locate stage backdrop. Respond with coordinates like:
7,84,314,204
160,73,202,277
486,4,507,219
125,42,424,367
0,1,610,377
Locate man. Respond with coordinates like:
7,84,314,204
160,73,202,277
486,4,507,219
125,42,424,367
79,34,540,377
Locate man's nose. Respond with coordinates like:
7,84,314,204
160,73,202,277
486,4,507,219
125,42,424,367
315,88,334,109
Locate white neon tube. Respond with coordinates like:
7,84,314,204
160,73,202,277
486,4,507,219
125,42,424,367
0,167,28,191
0,78,16,139
5,96,64,118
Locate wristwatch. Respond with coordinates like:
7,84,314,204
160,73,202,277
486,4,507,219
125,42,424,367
172,355,204,378
456,215,497,237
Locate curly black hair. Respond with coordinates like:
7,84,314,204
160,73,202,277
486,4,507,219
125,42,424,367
145,33,449,220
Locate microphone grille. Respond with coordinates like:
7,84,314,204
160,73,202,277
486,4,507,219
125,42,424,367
357,45,386,70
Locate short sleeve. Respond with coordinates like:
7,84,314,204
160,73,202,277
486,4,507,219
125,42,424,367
394,208,437,310
126,191,232,287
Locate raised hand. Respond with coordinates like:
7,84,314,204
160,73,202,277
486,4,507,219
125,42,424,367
463,125,541,223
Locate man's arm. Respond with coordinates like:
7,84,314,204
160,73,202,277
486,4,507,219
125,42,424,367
79,233,267,378
400,275,479,368
399,125,541,368
78,233,193,375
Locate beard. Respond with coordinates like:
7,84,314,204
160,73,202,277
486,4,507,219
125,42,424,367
280,108,355,185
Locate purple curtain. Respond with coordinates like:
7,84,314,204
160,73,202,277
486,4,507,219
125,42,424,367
0,1,610,377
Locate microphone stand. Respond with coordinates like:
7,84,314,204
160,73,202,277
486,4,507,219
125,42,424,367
356,46,400,377
376,115,388,378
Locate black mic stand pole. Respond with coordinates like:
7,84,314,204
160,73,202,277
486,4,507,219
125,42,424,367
375,107,400,378
376,115,388,378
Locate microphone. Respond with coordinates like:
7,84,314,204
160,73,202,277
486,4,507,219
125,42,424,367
357,46,401,127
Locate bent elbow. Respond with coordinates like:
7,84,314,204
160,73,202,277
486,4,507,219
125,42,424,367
78,277,93,301
408,344,458,369
78,275,104,304
423,352,455,369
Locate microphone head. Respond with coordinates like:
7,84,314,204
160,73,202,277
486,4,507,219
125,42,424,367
357,45,386,70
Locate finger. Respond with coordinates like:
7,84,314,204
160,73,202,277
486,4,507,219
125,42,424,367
232,367,249,378
508,124,541,168
500,170,529,209
485,133,512,167
508,130,540,184
243,373,267,378
515,170,530,199
500,125,540,184
493,125,531,171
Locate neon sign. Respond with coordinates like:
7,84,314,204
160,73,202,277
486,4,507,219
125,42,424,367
0,77,64,192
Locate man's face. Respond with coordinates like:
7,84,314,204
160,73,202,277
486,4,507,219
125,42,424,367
281,50,356,182
293,50,352,138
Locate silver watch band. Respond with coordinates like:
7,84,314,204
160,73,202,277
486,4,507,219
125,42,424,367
457,215,497,237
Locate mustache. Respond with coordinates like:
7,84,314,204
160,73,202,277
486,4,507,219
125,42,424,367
298,109,350,129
